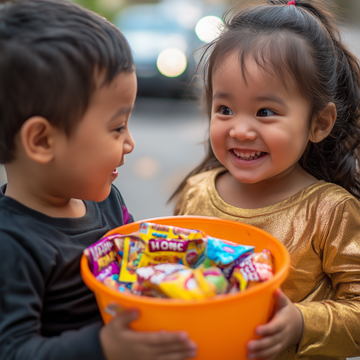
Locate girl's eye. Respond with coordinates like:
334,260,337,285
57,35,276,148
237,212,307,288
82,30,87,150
257,108,275,117
218,106,233,116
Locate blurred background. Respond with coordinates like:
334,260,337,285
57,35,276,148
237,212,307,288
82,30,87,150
1,0,360,224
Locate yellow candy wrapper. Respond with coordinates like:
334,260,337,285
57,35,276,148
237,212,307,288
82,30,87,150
138,222,206,241
136,264,217,300
118,236,145,283
137,222,206,268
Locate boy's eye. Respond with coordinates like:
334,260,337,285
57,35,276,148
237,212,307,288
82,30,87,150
114,125,126,133
257,108,275,117
218,106,233,116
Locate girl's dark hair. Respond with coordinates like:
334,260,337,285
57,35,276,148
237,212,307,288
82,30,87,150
0,0,134,163
171,0,360,200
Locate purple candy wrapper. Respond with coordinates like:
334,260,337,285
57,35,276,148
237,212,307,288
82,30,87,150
96,262,120,282
84,235,119,276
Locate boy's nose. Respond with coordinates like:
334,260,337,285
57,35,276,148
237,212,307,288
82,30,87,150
124,132,135,155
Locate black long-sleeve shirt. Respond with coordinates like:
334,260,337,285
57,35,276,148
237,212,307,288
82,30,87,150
0,184,133,360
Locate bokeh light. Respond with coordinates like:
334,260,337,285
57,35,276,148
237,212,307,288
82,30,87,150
156,48,187,77
195,15,224,43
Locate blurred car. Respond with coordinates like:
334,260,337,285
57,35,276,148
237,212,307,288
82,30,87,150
114,0,224,98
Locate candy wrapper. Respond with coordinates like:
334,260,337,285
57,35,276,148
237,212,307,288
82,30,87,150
200,237,254,279
118,236,146,283
230,249,274,291
139,222,206,241
96,262,120,282
136,222,206,269
136,263,228,300
83,235,117,277
103,276,132,294
200,267,229,294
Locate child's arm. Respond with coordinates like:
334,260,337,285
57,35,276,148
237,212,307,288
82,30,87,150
0,234,196,360
0,233,105,360
247,197,360,359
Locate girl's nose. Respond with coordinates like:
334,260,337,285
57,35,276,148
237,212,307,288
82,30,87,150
229,118,257,141
124,131,135,155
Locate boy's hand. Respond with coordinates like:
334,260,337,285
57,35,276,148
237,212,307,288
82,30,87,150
100,309,197,360
246,289,303,360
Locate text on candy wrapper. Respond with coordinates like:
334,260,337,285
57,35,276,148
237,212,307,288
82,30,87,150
148,239,189,252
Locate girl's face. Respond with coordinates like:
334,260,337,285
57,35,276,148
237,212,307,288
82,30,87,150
210,52,313,186
52,71,136,202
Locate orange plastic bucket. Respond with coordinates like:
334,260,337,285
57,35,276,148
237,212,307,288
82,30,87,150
81,216,290,360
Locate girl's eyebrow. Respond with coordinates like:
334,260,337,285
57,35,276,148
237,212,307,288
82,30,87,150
255,95,286,107
213,92,233,100
109,106,134,122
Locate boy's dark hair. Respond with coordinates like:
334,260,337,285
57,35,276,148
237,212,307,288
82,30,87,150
171,0,360,200
0,0,134,163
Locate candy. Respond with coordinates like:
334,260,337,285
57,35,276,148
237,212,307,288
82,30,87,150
206,237,254,265
83,236,117,277
118,236,145,283
201,267,229,294
137,223,206,269
139,222,206,241
84,224,274,300
96,262,120,282
112,235,125,264
230,249,274,291
136,264,220,299
103,276,131,293
200,237,254,279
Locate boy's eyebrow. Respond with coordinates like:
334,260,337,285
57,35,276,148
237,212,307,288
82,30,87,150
109,106,134,122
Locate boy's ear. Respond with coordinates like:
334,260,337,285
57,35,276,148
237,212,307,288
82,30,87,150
20,116,56,164
309,102,337,143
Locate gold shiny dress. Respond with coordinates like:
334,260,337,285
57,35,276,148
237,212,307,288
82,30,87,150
174,168,360,360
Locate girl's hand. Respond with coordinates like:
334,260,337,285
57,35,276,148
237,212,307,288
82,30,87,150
246,289,303,360
100,308,197,360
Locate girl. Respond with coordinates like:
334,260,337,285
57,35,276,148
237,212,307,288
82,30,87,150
172,1,360,359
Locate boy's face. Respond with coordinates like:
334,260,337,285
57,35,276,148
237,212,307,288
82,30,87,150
54,71,136,202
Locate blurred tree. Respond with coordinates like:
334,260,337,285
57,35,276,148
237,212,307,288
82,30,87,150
68,0,359,25
69,0,160,22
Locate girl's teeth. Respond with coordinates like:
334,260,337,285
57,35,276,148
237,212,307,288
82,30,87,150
233,150,263,160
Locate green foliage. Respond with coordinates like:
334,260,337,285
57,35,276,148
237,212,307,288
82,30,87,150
68,0,122,23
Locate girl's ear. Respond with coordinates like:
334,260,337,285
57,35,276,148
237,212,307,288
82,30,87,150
20,116,56,164
309,102,337,143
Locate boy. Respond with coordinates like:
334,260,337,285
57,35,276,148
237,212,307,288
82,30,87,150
0,1,197,359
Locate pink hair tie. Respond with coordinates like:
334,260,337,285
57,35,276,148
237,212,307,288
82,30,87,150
287,1,296,5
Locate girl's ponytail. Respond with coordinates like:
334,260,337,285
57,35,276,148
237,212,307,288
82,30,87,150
295,1,360,198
